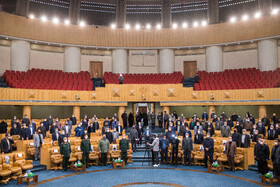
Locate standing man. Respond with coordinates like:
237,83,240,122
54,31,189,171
144,126,152,143
202,112,208,121
256,139,270,175
147,134,160,167
1,133,14,154
194,130,204,144
81,135,91,168
105,127,113,144
98,134,110,166
20,123,29,140
225,136,237,171
129,126,138,152
62,121,71,138
203,133,214,167
121,111,128,129
48,115,53,127
157,112,163,128
232,128,241,147
221,122,231,137
240,129,251,148
119,134,129,164
271,139,280,178
118,74,124,84
112,128,119,144
150,112,156,130
52,128,63,146
22,114,30,126
60,137,71,171
171,135,180,166
128,112,134,127
164,111,169,129
34,130,43,161
74,123,84,137
182,133,193,166
159,135,169,165
70,114,77,126
0,119,7,134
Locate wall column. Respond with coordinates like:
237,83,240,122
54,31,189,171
161,0,172,28
258,0,272,14
259,105,267,118
118,106,126,126
206,46,223,72
207,0,219,24
23,105,31,119
112,49,128,74
163,106,170,115
64,47,81,73
208,105,215,118
258,39,278,71
69,0,81,24
73,106,80,122
11,40,30,71
159,49,175,73
16,0,30,17
116,0,127,28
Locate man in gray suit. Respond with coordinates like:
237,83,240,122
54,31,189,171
62,121,72,138
221,122,231,137
194,122,203,136
182,132,193,166
33,129,44,161
215,118,223,130
129,126,138,152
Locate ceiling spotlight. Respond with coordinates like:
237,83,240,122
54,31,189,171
41,16,47,22
230,17,236,23
135,24,141,30
193,21,198,27
5,37,8,40
254,12,261,19
271,8,279,15
79,21,85,27
125,24,130,29
29,14,35,19
52,17,59,24
156,24,161,29
172,23,178,29
64,20,70,25
182,22,188,28
111,23,116,29
242,14,249,21
146,24,151,29
201,20,207,26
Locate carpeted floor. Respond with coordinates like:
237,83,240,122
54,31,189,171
3,162,279,187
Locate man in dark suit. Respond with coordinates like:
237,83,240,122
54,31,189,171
203,133,214,167
194,129,204,144
10,124,20,136
202,112,208,121
204,121,214,137
159,135,169,165
225,136,237,171
52,128,64,145
271,139,280,178
27,123,35,139
88,123,95,134
20,123,30,140
256,139,270,175
22,114,30,126
42,119,49,132
70,114,77,126
256,120,266,137
268,126,278,140
128,113,134,127
1,134,14,154
37,122,47,138
104,127,113,144
182,133,193,166
121,111,128,129
240,129,251,148
0,119,7,134
251,130,261,142
116,124,123,136
232,128,241,147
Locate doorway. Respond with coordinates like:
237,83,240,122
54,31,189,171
90,61,103,78
183,61,197,78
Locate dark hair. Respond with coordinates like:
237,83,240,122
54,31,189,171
5,133,8,137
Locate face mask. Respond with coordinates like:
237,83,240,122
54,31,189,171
207,135,210,138
62,132,65,135
103,136,106,139
259,120,261,122
64,140,67,143
14,126,17,128
56,130,58,133
275,142,278,145
32,121,34,123
44,119,46,121
194,115,196,117
85,131,87,134
78,125,81,127
197,131,200,134
8,137,11,139
242,132,246,135
123,136,126,139
23,126,26,128
147,128,149,130
197,124,199,126
56,119,58,121
175,137,178,139
14,118,16,120
107,130,109,132
224,124,226,126
270,128,273,130
236,124,239,126
229,139,232,142
186,136,189,138
85,136,88,139
276,125,279,128
260,142,264,145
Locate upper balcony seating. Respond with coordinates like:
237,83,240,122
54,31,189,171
3,69,93,91
103,72,184,84
194,68,280,90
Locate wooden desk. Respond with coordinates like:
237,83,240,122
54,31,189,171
208,165,224,174
70,165,86,173
17,175,38,185
112,161,125,169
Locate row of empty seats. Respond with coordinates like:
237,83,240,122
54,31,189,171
194,68,280,90
103,72,184,84
3,69,93,91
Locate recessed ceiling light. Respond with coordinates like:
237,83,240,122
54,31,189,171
230,17,236,23
64,20,70,25
79,21,85,27
242,14,249,21
41,16,47,22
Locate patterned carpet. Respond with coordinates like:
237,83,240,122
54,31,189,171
4,162,278,187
